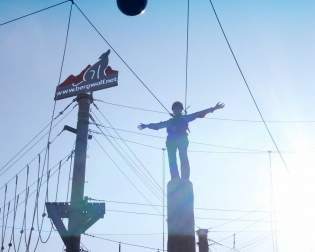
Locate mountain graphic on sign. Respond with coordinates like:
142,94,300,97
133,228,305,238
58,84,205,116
58,50,117,87
55,49,118,101
59,65,91,87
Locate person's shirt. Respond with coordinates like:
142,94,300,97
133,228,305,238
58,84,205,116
146,108,211,140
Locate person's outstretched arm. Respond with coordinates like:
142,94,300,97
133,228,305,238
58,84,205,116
138,120,169,130
185,102,225,122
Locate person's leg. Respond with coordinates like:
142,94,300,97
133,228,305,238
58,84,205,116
166,140,180,179
178,137,190,180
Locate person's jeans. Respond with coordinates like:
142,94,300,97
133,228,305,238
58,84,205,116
166,136,190,179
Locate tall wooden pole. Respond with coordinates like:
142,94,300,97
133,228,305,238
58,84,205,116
67,93,91,252
167,180,195,252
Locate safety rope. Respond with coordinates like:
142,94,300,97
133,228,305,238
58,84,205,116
1,185,8,251
208,0,288,171
7,176,18,252
184,0,190,113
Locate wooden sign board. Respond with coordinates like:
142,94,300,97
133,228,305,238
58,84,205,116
55,50,118,100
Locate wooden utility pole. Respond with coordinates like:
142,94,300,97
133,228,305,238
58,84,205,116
67,93,91,251
47,50,118,251
46,94,105,252
167,180,196,252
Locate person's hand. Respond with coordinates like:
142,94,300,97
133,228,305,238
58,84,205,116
214,102,225,110
137,123,147,130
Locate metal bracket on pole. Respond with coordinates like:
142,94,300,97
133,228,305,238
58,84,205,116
46,201,105,247
63,125,92,139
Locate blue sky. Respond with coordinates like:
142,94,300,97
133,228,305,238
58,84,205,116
1,0,315,251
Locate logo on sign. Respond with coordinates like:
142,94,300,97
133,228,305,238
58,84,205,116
55,50,118,100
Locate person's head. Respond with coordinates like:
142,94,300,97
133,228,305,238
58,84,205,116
171,101,184,116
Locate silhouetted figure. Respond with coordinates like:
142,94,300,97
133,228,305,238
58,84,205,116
83,50,110,82
138,101,224,180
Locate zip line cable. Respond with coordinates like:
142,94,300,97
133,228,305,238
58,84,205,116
208,237,242,252
105,209,270,223
90,118,267,152
94,99,315,124
90,116,163,203
0,0,71,26
90,112,163,199
12,198,20,252
4,152,74,216
103,199,269,214
26,150,71,251
35,161,62,245
35,150,52,245
83,233,165,251
0,120,71,191
1,185,8,251
25,155,42,252
89,128,271,154
0,2,286,250
93,114,161,201
89,127,268,153
84,232,165,237
36,155,53,245
36,0,73,200
10,4,73,250
90,129,162,150
0,125,55,179
22,167,30,249
19,153,72,251
69,229,267,236
92,107,163,193
94,100,165,114
1,203,11,252
11,195,20,252
8,128,65,251
93,103,163,193
91,111,163,191
7,176,18,252
90,127,310,155
0,226,269,238
1,2,73,249
73,2,171,115
207,0,288,171
184,0,190,113
33,0,73,205
0,100,76,178
93,136,161,213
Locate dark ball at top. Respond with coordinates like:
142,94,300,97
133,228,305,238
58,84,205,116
117,0,147,16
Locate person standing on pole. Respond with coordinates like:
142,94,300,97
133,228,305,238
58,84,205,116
138,101,225,180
